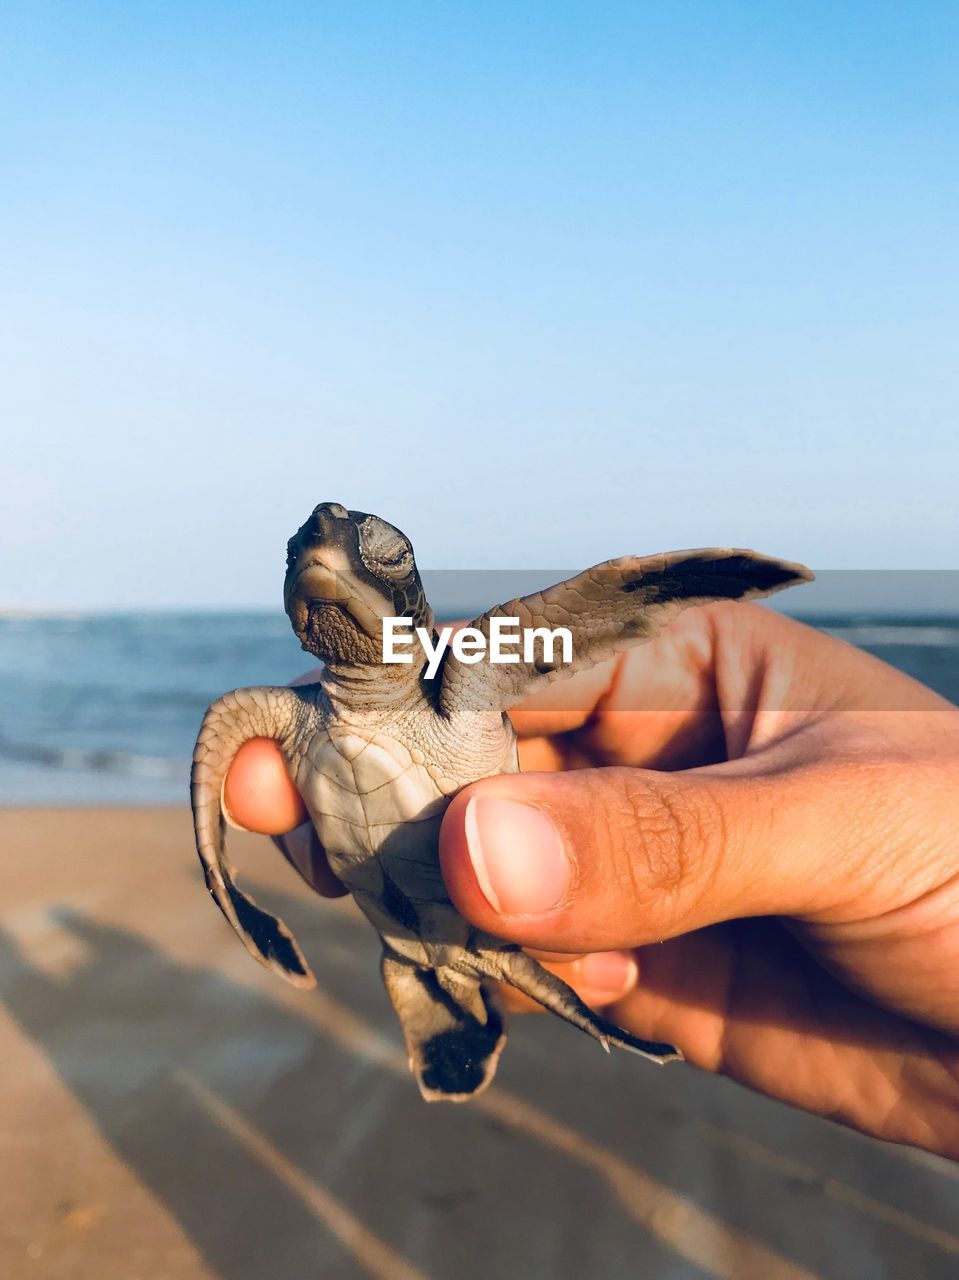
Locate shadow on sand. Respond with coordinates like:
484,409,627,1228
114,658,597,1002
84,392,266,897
1,886,957,1280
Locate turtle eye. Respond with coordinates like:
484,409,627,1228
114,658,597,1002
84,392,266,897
358,517,414,579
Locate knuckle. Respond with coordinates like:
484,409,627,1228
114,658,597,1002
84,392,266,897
598,770,722,914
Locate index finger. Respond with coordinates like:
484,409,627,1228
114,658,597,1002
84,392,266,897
507,606,717,769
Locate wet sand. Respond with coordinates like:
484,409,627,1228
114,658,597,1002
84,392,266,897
1,808,957,1280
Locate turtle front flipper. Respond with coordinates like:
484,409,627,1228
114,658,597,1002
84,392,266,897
381,951,507,1102
191,686,316,988
439,549,812,713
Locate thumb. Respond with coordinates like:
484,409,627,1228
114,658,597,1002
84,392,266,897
439,763,833,953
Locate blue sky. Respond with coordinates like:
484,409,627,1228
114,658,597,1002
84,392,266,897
2,3,957,608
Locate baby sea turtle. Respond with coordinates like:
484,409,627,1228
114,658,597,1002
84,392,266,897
192,503,811,1101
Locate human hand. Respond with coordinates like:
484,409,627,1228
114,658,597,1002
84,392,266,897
224,604,959,1157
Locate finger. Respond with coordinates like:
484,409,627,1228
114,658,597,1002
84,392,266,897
506,605,716,767
220,660,321,831
439,753,853,954
223,738,348,898
524,946,587,963
600,924,959,1156
508,657,621,738
223,737,307,834
508,602,951,774
499,950,639,1014
515,736,575,772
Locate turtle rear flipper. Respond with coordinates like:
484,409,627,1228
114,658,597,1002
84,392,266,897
381,952,506,1102
485,945,682,1064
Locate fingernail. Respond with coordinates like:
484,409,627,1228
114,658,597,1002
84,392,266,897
221,781,248,831
464,795,571,915
578,951,638,998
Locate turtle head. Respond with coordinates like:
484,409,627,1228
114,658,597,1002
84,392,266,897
284,503,433,665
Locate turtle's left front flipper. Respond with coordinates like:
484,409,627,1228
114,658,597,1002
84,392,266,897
439,549,812,713
191,686,316,988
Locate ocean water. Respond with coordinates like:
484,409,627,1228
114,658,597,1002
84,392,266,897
0,613,305,805
0,611,957,805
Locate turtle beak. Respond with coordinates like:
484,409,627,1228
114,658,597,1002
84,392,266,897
285,547,384,638
290,551,355,604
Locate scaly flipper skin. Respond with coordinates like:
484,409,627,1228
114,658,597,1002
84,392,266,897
439,549,814,715
191,503,812,1101
474,945,681,1064
191,685,317,988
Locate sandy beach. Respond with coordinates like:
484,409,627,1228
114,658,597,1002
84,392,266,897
0,807,957,1279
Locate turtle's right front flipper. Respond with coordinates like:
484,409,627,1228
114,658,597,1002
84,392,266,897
191,686,316,988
